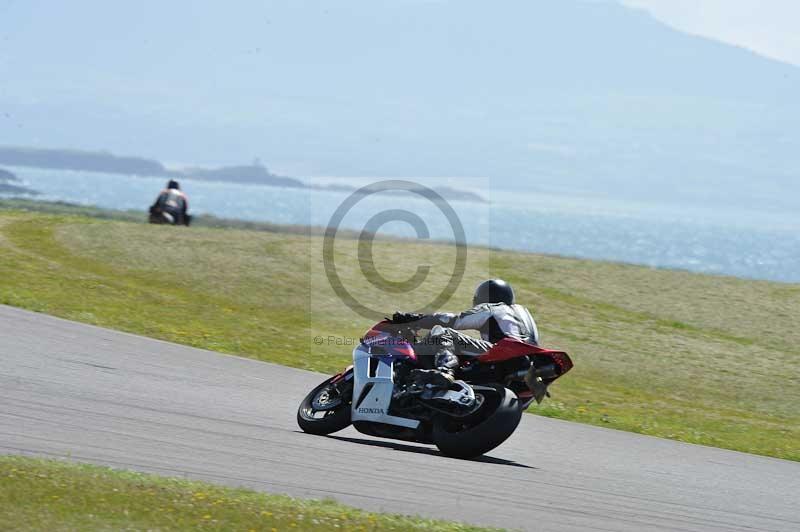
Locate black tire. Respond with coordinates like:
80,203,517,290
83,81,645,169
432,385,522,459
296,377,352,435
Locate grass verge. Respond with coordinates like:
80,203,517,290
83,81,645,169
0,202,798,461
0,456,492,531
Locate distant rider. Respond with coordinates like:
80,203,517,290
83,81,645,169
149,180,190,225
395,279,539,388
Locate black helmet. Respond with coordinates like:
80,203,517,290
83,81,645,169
167,179,180,190
473,279,514,306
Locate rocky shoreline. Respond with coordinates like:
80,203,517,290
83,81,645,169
0,167,38,196
0,146,486,204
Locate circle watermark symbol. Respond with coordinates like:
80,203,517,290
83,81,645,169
322,180,467,320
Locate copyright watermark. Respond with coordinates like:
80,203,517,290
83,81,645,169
313,334,444,346
321,180,469,321
313,335,359,346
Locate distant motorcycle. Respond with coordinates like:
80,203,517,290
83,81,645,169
297,317,573,459
148,205,191,226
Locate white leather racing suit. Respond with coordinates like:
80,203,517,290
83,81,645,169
417,303,539,370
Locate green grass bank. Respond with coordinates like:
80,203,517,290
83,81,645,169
0,202,798,461
0,456,492,531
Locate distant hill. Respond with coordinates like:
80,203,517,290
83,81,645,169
0,147,485,202
0,146,301,187
183,164,303,188
1,0,798,210
0,147,166,176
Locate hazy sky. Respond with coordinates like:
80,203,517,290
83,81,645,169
1,0,797,211
622,0,800,65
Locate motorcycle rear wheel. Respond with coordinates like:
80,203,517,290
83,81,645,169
432,384,522,459
296,377,352,435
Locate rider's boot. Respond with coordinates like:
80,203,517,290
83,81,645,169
410,348,458,390
410,368,455,389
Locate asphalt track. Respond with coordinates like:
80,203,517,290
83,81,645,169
2,305,799,531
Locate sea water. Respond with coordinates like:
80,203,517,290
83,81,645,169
5,167,799,283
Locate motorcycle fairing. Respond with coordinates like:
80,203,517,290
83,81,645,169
361,321,418,361
478,338,573,374
350,343,420,429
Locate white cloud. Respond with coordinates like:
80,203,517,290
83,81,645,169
621,0,800,66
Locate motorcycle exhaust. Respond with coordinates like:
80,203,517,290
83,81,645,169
525,364,557,404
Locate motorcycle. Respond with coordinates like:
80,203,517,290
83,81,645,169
148,205,191,226
297,317,573,459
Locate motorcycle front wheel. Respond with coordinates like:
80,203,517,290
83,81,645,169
432,384,522,459
296,376,352,435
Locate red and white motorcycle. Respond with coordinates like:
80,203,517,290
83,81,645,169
297,318,573,458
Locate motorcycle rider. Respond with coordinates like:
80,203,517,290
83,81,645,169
149,180,190,225
395,279,539,389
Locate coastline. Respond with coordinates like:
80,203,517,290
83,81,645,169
2,197,796,287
